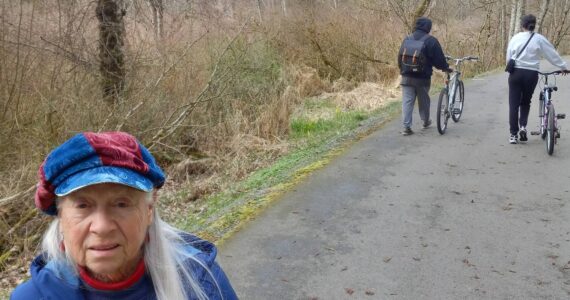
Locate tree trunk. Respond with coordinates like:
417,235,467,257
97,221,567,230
514,0,522,31
256,0,263,23
508,0,519,40
501,1,506,57
96,0,126,104
149,0,164,39
537,0,551,33
281,0,287,16
412,0,432,21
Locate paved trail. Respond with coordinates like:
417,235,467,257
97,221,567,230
218,68,570,299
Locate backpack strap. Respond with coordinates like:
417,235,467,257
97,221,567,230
514,32,535,59
408,33,430,42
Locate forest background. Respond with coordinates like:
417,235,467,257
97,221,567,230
1,0,570,292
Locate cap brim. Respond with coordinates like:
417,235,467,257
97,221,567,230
55,166,154,196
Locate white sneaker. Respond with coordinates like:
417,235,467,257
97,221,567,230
509,135,518,144
519,127,528,142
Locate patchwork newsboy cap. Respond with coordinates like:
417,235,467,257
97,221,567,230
35,132,166,215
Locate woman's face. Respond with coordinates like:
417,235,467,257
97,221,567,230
58,183,153,282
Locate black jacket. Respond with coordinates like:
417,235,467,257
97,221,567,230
400,18,449,79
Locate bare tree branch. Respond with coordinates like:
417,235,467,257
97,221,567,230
39,36,95,71
115,31,208,132
148,19,252,150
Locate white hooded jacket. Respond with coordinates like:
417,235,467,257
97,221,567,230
506,31,567,71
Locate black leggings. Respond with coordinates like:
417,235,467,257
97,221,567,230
508,68,538,135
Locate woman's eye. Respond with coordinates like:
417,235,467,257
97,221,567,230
75,202,89,209
117,201,130,208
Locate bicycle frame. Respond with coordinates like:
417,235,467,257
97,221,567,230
446,72,460,108
444,56,473,109
531,70,566,155
539,78,553,135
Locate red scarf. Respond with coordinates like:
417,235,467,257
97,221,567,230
79,259,145,291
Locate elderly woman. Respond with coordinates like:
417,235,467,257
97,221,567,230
11,132,237,299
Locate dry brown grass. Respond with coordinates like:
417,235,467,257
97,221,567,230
329,82,400,111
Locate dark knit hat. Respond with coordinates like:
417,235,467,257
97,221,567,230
35,132,166,215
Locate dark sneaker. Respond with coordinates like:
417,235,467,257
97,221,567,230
519,127,528,142
422,119,432,129
509,135,518,144
401,127,414,136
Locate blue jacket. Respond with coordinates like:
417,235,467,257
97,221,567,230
400,17,449,79
11,233,238,300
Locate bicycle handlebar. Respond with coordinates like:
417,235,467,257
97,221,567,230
445,55,479,62
538,70,569,76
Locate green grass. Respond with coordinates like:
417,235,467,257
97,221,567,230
290,110,367,139
176,98,401,244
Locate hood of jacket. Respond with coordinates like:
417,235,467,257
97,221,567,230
415,17,432,33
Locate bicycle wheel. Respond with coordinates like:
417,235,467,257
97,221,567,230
547,106,555,155
437,88,449,134
451,81,464,122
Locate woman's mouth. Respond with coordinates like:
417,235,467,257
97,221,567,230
89,244,119,251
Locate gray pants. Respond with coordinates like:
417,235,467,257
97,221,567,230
401,77,431,129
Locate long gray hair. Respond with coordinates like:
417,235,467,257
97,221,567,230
41,195,224,300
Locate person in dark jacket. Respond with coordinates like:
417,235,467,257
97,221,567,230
398,17,451,135
11,132,238,300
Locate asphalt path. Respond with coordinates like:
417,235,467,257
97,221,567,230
218,67,570,299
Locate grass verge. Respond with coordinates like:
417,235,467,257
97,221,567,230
173,99,401,245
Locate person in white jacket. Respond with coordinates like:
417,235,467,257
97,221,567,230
506,14,569,144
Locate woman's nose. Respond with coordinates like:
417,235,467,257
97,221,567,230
89,209,118,235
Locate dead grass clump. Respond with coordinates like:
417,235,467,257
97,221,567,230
171,157,215,183
290,65,329,97
225,133,289,179
257,85,297,139
331,77,357,93
325,82,400,112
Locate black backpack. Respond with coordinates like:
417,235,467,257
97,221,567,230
398,34,430,75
